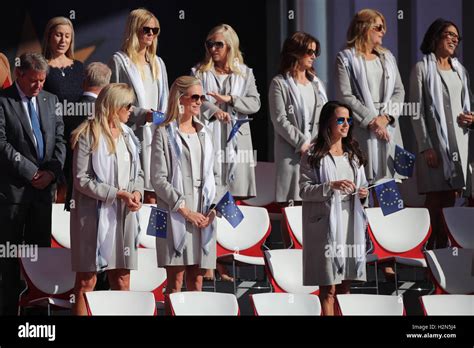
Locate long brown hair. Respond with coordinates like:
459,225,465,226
307,101,366,169
278,31,320,77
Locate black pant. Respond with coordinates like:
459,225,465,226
0,201,52,315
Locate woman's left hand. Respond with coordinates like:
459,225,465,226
457,113,474,127
199,209,216,228
357,187,369,199
129,191,142,211
207,92,231,105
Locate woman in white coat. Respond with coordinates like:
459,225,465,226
70,83,144,315
300,101,368,316
109,8,169,203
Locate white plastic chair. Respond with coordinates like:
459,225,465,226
264,249,319,294
130,248,167,305
84,291,156,315
336,294,405,315
250,293,322,315
366,207,431,294
242,162,278,212
137,204,157,249
442,207,474,249
420,295,474,315
282,206,303,249
19,247,76,314
216,206,271,294
51,203,71,248
425,248,474,294
168,291,239,316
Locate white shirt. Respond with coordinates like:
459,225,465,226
297,81,315,140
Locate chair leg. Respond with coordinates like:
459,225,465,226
394,262,399,296
232,260,237,295
374,261,379,295
47,302,51,316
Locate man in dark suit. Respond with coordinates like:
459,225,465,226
64,62,111,212
0,52,66,315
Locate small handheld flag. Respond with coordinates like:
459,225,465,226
152,111,166,126
394,145,415,177
215,191,244,228
227,119,251,143
374,180,404,216
147,206,167,238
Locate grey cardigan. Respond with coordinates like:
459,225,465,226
269,74,324,202
335,50,405,181
70,131,144,272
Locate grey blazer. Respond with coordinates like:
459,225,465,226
70,131,144,272
410,60,474,195
195,67,261,198
269,74,324,202
150,118,225,266
335,50,405,181
0,84,65,204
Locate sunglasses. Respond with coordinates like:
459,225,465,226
444,31,462,42
372,24,385,33
336,117,353,125
124,103,133,111
206,40,225,50
306,48,319,57
183,94,207,102
143,26,160,36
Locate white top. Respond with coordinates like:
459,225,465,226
334,153,355,201
297,82,315,140
142,64,159,110
179,131,202,212
116,135,131,190
439,68,468,182
365,57,384,105
215,74,229,85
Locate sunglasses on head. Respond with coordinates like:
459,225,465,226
183,94,207,102
143,26,160,35
336,117,353,125
372,24,385,33
206,40,225,49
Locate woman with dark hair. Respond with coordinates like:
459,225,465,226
269,31,328,212
300,101,368,316
410,18,474,248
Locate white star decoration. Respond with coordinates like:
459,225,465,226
379,188,400,207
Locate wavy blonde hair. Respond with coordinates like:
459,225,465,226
163,76,202,126
42,16,75,60
197,24,245,76
121,8,160,80
71,83,135,154
346,9,387,54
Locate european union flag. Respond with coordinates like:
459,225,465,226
152,111,166,126
227,119,251,143
374,180,404,216
394,145,415,177
215,191,244,228
147,206,167,238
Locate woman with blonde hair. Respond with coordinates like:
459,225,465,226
70,83,144,315
335,9,405,280
42,16,84,103
192,24,260,200
110,8,169,203
150,76,223,315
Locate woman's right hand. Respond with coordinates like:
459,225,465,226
179,206,208,227
329,180,357,194
214,109,231,123
423,148,439,168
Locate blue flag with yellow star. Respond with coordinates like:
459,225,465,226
374,180,404,216
394,145,415,177
227,119,251,143
147,206,167,238
152,111,166,126
215,191,244,228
